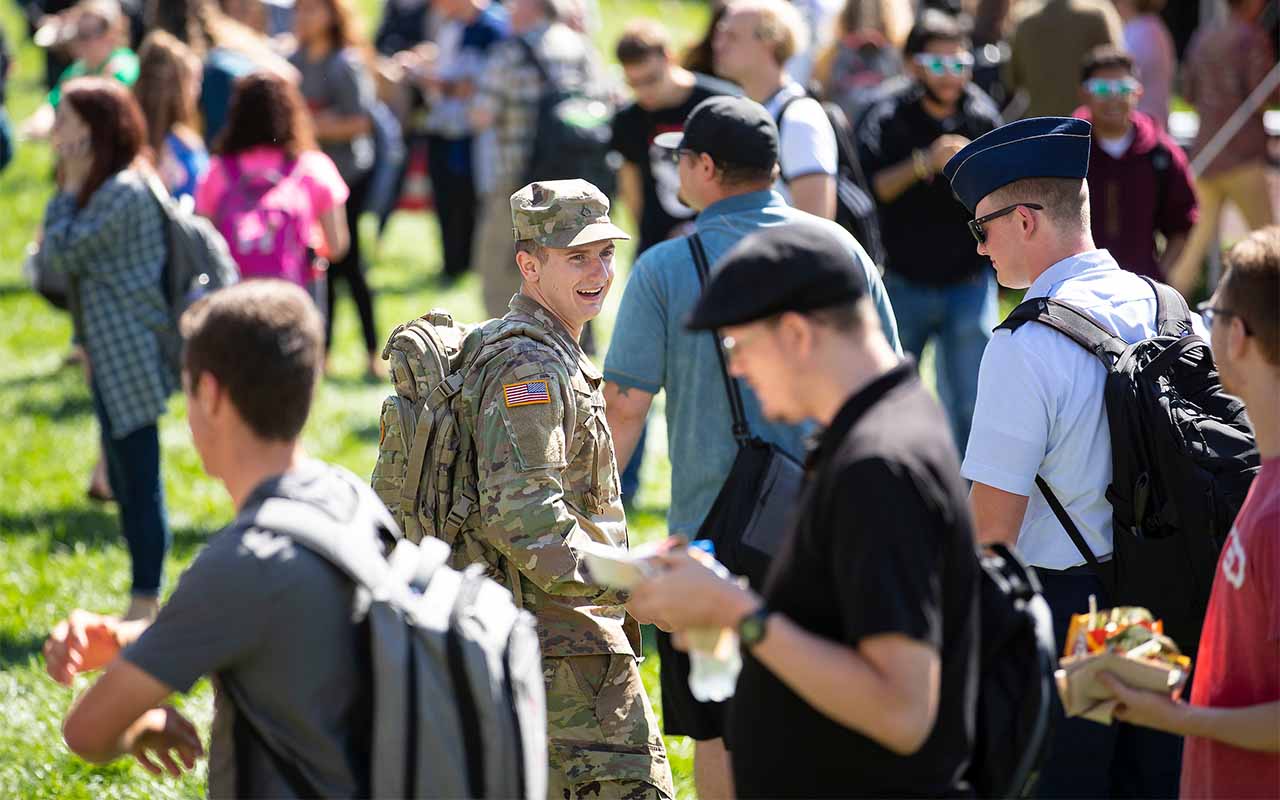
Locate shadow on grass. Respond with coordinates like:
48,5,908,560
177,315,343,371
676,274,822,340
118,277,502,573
0,365,75,389
0,507,211,557
0,629,47,670
14,392,94,420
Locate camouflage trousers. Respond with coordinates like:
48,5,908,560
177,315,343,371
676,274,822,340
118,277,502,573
543,654,675,800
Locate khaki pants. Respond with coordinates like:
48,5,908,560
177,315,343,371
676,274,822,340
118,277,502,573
543,654,675,800
1171,160,1276,295
475,187,524,320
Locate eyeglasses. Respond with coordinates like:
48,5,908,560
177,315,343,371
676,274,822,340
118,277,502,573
913,52,974,76
666,148,696,166
968,203,1044,244
1083,77,1140,98
1196,301,1253,335
721,330,764,361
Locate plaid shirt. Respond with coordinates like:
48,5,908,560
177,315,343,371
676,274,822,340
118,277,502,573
473,22,605,186
39,169,174,437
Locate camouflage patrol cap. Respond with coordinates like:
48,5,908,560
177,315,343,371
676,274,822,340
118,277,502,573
511,180,631,249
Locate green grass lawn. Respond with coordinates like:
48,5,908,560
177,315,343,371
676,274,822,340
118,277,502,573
0,1,712,797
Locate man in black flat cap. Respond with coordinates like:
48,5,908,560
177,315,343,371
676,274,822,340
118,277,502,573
944,116,1205,797
625,221,981,799
602,94,899,799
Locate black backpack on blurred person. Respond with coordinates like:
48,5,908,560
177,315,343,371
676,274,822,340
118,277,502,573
969,543,1055,799
998,278,1260,658
775,93,885,267
516,40,616,197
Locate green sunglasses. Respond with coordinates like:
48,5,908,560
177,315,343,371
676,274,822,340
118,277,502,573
1083,77,1140,98
913,52,974,76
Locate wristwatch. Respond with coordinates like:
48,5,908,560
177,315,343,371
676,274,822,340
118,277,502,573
737,606,770,649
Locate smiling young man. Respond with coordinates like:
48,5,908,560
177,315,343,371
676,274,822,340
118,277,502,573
460,179,675,800
856,9,1002,456
943,116,1208,798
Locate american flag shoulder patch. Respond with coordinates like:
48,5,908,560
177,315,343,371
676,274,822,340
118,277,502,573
503,379,552,408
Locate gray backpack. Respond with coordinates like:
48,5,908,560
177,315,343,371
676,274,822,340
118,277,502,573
236,471,548,799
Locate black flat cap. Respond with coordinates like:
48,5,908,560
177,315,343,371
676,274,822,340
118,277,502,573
686,222,868,331
652,95,778,171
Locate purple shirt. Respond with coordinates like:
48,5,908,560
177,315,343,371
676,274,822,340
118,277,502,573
1074,107,1199,280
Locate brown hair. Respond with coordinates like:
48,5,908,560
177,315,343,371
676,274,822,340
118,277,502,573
309,0,365,52
60,77,151,208
616,19,671,65
134,31,201,156
1220,226,1280,365
989,177,1090,235
1081,45,1135,83
181,279,324,440
683,1,729,76
214,71,318,159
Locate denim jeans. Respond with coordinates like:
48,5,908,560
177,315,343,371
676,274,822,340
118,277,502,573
883,270,997,457
620,422,647,506
92,385,171,596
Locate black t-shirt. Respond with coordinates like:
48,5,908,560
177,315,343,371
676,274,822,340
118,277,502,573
727,364,980,798
857,82,1002,285
609,73,739,252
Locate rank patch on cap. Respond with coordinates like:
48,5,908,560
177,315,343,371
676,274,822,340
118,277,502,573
503,380,551,408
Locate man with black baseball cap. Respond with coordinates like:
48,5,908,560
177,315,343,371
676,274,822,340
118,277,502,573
627,221,980,798
603,95,899,797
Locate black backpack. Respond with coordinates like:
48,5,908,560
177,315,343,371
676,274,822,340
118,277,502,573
969,543,1056,799
517,39,616,196
998,278,1260,657
775,93,886,267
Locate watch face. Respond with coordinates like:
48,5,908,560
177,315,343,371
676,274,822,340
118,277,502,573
739,611,767,646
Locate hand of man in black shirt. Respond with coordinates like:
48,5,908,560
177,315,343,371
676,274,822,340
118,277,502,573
929,134,970,174
626,543,762,633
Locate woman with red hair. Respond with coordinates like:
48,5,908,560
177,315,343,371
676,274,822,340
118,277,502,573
34,76,173,622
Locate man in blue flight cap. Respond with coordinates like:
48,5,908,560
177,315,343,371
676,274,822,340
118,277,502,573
944,117,1204,797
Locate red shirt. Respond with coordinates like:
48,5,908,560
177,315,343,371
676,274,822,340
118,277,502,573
1181,459,1280,799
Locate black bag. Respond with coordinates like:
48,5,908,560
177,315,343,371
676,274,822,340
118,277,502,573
969,543,1056,799
688,234,805,589
516,39,616,197
998,278,1259,657
775,93,885,267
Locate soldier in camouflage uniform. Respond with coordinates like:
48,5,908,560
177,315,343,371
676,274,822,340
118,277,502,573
460,179,674,800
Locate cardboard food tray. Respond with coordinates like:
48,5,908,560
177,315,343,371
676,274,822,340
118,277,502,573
1055,651,1188,725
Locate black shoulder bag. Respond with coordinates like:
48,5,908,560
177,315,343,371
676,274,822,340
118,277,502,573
688,234,805,589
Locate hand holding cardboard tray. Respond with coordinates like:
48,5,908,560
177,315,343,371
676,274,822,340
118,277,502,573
1056,650,1188,725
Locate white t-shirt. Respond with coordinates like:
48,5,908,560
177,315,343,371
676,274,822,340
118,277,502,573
763,82,839,205
1097,128,1135,159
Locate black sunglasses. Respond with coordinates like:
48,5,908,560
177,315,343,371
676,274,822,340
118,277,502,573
1196,300,1253,335
968,202,1044,244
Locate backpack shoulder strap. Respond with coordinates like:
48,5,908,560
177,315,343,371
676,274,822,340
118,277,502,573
1142,275,1194,338
996,295,1127,366
515,36,550,83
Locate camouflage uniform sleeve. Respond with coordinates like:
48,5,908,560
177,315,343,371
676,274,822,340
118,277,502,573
473,354,608,599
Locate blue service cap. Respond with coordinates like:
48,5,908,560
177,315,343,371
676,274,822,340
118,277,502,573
943,117,1093,214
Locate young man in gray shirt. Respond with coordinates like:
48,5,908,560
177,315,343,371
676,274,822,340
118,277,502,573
44,281,390,798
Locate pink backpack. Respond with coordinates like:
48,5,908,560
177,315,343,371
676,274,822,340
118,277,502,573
214,157,313,285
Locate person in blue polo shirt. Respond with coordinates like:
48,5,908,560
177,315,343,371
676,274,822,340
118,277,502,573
944,116,1207,798
602,95,899,799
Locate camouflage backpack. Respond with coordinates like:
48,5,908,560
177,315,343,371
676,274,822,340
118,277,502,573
371,310,574,567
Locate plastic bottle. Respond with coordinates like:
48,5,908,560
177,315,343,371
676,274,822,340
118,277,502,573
685,540,743,702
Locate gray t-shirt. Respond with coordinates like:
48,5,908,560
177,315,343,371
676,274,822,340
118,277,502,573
124,461,372,799
290,47,377,183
